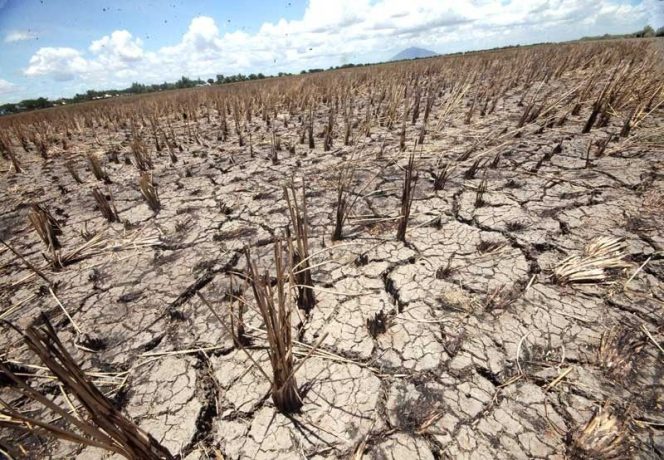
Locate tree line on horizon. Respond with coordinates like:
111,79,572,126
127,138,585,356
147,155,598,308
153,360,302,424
0,63,364,116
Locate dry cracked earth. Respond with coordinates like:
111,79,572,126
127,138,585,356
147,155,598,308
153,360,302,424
1,41,664,460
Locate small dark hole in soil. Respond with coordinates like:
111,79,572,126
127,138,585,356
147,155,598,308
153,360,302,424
77,333,107,352
252,191,273,200
142,335,164,352
533,242,555,252
476,366,502,386
504,179,523,189
505,221,527,232
193,260,216,274
366,310,388,337
112,385,130,409
355,254,369,266
220,203,233,215
436,265,455,279
477,240,503,254
559,221,570,235
88,268,102,283
0,362,33,387
117,291,142,303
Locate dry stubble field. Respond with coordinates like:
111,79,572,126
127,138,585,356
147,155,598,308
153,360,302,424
0,38,663,459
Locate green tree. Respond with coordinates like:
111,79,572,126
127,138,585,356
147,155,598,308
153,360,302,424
636,25,655,37
22,97,52,110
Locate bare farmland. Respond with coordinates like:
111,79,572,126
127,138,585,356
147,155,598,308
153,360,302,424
1,38,663,459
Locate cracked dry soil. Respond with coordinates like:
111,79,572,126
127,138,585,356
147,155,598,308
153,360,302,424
1,38,663,459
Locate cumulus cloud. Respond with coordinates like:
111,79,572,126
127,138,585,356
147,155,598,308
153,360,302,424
5,30,38,43
22,0,655,88
24,47,89,81
0,78,15,94
90,30,144,63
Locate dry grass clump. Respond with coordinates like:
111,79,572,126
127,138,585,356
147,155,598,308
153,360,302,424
464,157,484,179
396,153,417,242
200,237,328,414
554,236,629,284
432,161,451,191
568,405,632,460
65,159,83,183
46,228,160,269
28,204,62,251
139,173,161,213
641,189,663,215
131,136,153,171
0,316,173,459
92,188,120,222
46,232,105,268
284,180,315,312
332,160,357,241
245,243,302,412
0,132,21,173
477,239,503,254
86,152,111,183
228,277,250,347
598,325,646,380
475,172,488,207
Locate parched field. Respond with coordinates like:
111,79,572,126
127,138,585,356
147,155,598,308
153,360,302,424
1,39,663,459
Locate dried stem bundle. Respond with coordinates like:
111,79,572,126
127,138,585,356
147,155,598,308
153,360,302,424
396,153,417,242
28,204,62,251
139,173,161,213
554,236,628,284
246,243,302,412
86,153,111,184
332,160,357,241
284,179,315,312
0,316,173,459
92,188,119,223
568,405,631,459
475,172,488,208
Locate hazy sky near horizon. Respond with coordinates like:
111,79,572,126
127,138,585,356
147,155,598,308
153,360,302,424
0,0,662,103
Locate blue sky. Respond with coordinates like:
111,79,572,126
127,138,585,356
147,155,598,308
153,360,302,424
0,0,661,103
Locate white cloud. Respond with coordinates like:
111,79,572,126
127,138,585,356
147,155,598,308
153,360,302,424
90,30,144,63
24,47,89,81
22,0,654,89
0,78,15,94
5,30,38,43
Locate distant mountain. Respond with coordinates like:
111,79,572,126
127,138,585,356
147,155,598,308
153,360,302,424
390,47,438,61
